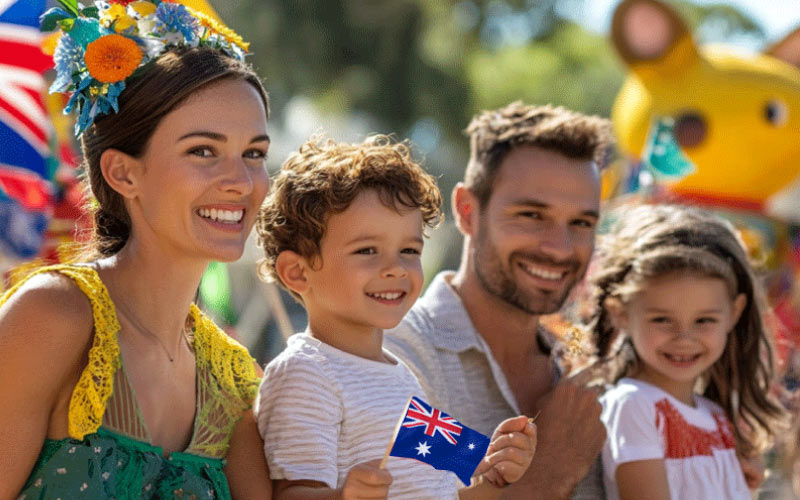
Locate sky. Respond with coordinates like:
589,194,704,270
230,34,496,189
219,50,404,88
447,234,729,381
564,0,800,50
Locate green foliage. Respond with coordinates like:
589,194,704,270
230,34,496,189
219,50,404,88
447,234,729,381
219,0,764,186
40,7,74,32
57,0,79,17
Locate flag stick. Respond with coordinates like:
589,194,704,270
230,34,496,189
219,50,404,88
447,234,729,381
380,395,413,469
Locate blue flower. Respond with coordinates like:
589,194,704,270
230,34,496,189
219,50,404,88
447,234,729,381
154,3,199,44
51,34,84,93
67,18,105,47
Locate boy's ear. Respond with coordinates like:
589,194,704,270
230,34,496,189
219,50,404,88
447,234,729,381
100,148,143,199
275,250,310,295
452,183,479,237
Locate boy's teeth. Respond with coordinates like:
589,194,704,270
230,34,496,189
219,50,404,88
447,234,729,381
369,292,403,300
522,264,563,281
199,208,244,223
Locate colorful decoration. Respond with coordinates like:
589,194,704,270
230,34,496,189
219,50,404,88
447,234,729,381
0,0,54,260
42,0,250,136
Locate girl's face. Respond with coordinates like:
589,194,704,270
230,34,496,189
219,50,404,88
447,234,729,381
614,272,746,401
128,78,270,262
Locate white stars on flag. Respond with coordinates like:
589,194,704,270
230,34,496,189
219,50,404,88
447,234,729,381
415,441,431,457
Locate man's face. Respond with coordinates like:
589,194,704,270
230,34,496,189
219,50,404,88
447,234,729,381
472,145,600,315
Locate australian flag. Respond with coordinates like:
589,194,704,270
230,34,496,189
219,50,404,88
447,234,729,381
0,0,53,258
389,396,490,485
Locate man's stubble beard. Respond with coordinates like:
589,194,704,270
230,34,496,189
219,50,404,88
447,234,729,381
472,224,585,316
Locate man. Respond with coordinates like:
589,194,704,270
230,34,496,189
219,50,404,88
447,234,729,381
385,101,611,499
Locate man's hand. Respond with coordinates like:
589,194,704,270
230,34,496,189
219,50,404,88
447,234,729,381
339,459,392,500
504,380,605,500
476,415,538,487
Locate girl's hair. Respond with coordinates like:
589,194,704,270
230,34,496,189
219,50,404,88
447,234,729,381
587,203,785,455
80,47,269,257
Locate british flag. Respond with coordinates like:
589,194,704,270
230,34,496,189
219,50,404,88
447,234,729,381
402,396,464,445
0,0,53,258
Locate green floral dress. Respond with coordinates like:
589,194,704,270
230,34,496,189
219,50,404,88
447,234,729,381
3,265,261,500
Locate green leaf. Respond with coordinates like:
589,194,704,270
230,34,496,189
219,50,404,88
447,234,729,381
58,17,75,32
57,0,80,17
40,8,73,32
80,6,99,19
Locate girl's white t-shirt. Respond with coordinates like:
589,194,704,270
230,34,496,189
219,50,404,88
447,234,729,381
600,378,749,500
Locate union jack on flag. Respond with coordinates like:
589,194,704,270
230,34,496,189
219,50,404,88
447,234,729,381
389,396,490,485
402,396,463,445
0,0,53,258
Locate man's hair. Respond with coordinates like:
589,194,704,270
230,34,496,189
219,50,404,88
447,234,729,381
256,134,442,299
464,101,612,206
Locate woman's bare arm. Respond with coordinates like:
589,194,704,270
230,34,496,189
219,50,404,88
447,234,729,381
0,274,93,498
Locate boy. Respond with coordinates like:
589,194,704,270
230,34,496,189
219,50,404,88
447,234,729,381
255,135,537,499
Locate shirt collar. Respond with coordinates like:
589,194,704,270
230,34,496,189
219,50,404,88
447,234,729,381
416,271,486,353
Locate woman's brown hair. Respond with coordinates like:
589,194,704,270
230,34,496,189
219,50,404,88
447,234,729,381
80,47,269,257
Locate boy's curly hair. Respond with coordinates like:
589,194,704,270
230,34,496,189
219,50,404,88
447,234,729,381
256,134,443,297
465,101,612,206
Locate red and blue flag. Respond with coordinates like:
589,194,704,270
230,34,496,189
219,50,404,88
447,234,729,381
389,396,490,485
0,0,53,258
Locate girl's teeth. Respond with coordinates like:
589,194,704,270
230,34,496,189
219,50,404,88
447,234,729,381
199,208,244,223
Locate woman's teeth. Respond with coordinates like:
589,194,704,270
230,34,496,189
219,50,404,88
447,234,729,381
199,208,243,223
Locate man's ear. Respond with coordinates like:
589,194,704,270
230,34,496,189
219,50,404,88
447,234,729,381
275,250,311,296
452,183,480,237
100,148,143,199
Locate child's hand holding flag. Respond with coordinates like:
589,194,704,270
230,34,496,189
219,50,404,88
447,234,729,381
475,415,538,488
384,396,536,489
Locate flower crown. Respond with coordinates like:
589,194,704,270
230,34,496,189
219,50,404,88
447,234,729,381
42,0,250,136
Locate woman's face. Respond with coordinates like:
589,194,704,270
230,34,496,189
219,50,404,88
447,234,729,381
130,78,270,262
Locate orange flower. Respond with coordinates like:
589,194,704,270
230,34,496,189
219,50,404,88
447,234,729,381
84,34,142,83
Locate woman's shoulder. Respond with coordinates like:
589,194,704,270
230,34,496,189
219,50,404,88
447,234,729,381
0,269,95,351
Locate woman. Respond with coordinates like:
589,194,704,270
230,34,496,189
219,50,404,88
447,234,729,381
0,2,272,498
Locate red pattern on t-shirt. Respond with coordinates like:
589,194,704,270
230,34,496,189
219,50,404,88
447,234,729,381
655,398,736,459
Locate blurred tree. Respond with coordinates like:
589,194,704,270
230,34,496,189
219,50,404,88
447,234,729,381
220,0,764,155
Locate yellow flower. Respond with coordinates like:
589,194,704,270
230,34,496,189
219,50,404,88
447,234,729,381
191,10,249,51
130,1,157,17
85,34,143,83
41,32,61,56
100,4,138,33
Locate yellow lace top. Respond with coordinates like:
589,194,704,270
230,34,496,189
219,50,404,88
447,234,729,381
1,263,261,458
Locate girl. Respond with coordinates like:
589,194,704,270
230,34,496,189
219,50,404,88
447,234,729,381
586,204,785,500
0,2,272,498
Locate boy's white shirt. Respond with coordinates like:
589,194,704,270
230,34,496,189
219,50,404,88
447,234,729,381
257,332,460,500
600,377,749,500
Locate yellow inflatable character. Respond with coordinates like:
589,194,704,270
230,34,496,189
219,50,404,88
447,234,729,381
611,0,800,212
